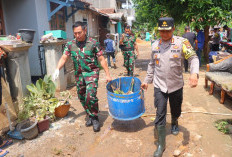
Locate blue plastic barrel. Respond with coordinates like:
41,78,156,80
106,77,145,121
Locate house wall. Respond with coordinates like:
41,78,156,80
86,0,117,10
110,24,116,34
2,0,50,76
74,10,99,39
65,7,74,39
75,10,87,21
87,12,99,39
35,0,50,41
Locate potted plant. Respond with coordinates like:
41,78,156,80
20,118,39,140
18,75,58,133
17,98,39,140
55,91,72,118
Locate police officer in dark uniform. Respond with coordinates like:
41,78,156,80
141,17,199,157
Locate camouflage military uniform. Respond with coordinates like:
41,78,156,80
121,34,137,76
63,37,103,116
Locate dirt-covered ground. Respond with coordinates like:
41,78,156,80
4,41,232,157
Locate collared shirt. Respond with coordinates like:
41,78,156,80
144,36,199,93
196,30,205,50
63,37,103,72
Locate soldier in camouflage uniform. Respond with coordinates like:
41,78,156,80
53,21,112,132
119,26,139,76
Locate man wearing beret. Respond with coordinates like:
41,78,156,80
141,17,199,157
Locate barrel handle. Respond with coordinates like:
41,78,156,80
140,89,145,100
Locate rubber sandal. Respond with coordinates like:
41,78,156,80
0,140,13,149
0,149,9,157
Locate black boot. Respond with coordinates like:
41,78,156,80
85,116,93,127
171,117,179,135
154,125,166,157
127,69,130,76
92,116,100,132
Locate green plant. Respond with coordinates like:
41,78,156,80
56,91,72,108
18,75,58,122
26,75,56,99
53,148,63,156
133,0,232,62
215,120,230,134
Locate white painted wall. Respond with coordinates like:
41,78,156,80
2,0,50,76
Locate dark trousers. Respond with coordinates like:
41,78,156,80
184,59,188,72
212,44,219,51
154,87,183,126
0,136,3,145
106,52,116,67
196,49,202,67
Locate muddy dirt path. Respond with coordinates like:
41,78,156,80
6,41,232,157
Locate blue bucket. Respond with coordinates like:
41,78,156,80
106,77,145,121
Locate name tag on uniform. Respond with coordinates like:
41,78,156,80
152,50,160,53
171,50,181,53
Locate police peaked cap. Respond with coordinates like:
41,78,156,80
158,17,174,30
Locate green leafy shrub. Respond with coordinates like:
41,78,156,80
215,119,232,134
18,75,58,122
56,90,72,107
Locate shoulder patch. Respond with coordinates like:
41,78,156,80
183,40,191,48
